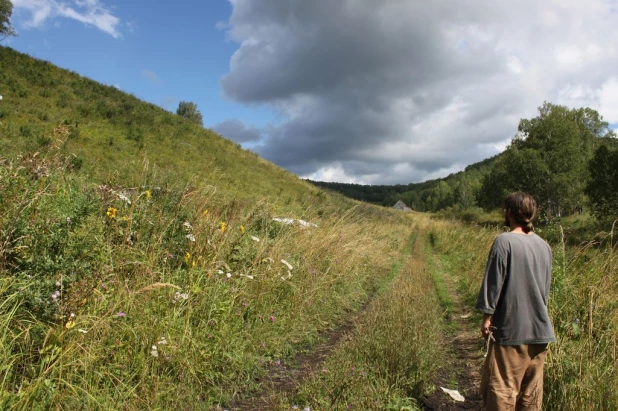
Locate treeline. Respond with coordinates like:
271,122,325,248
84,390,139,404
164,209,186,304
310,103,618,222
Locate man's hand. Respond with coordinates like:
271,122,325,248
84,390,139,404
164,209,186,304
481,314,492,338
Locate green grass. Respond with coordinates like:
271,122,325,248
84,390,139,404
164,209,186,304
0,45,420,409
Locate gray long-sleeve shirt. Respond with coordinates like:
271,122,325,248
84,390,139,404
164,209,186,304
476,232,556,345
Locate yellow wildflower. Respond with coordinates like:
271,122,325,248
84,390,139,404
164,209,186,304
220,222,226,233
240,225,245,234
106,207,117,219
122,216,128,221
184,252,191,263
203,209,209,217
192,260,197,268
145,190,151,199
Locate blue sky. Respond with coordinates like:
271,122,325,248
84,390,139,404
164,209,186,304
6,0,271,128
4,0,618,184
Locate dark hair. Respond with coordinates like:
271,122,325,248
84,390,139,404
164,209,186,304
504,192,537,233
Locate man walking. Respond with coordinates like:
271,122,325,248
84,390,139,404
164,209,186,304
476,192,555,410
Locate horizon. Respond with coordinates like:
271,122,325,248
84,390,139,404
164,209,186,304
3,0,618,185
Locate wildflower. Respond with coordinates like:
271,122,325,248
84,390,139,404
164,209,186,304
192,260,197,268
304,408,311,411
122,216,128,221
174,291,189,302
118,193,131,204
65,313,76,329
51,290,60,302
157,336,168,345
145,190,151,199
292,406,299,410
182,221,193,231
216,270,224,275
184,252,191,263
270,315,276,322
203,209,209,217
186,234,196,242
240,225,245,234
66,217,72,224
220,222,226,233
281,259,293,270
78,329,88,334
246,275,254,280
250,236,260,242
226,273,232,278
150,345,159,357
114,312,126,317
106,207,117,219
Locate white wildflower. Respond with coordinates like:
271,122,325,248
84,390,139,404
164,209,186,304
186,234,196,242
182,221,193,231
281,259,293,270
226,273,232,278
78,329,88,334
150,345,159,357
173,291,189,302
250,236,260,242
118,193,131,204
157,336,168,345
246,275,254,280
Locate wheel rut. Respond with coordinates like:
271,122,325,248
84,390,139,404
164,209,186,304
228,231,419,411
422,253,485,410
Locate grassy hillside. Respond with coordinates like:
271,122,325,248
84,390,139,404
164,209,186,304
0,46,339,217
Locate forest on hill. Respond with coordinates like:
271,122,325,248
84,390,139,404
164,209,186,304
312,103,618,223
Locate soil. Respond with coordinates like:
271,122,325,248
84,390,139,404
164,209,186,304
421,257,486,410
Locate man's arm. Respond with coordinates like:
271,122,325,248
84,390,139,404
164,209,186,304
476,238,507,337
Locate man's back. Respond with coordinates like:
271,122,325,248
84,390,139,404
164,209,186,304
476,232,555,345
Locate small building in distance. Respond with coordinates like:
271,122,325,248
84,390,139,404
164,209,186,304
393,200,412,211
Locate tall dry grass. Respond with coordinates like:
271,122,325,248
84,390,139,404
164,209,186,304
285,217,444,411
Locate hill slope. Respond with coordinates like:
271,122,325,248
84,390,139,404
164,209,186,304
0,46,337,217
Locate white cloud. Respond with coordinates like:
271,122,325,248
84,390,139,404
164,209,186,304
12,0,121,38
220,0,618,184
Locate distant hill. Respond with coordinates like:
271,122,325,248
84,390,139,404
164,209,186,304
309,153,500,212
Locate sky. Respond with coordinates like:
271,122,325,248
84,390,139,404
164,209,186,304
4,0,618,185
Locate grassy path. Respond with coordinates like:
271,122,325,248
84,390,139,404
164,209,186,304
422,239,485,410
229,229,421,410
229,220,490,410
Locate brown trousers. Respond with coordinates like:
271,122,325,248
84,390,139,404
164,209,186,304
480,341,548,411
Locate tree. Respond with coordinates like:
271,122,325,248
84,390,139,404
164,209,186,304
1,0,16,38
176,101,203,125
479,103,614,217
585,145,618,221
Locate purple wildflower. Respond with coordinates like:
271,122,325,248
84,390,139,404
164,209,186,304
114,312,126,317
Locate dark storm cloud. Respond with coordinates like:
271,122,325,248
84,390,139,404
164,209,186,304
220,0,618,183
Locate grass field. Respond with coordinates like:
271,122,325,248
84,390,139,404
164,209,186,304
1,45,617,410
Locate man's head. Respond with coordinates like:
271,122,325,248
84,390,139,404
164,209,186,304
504,192,537,233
